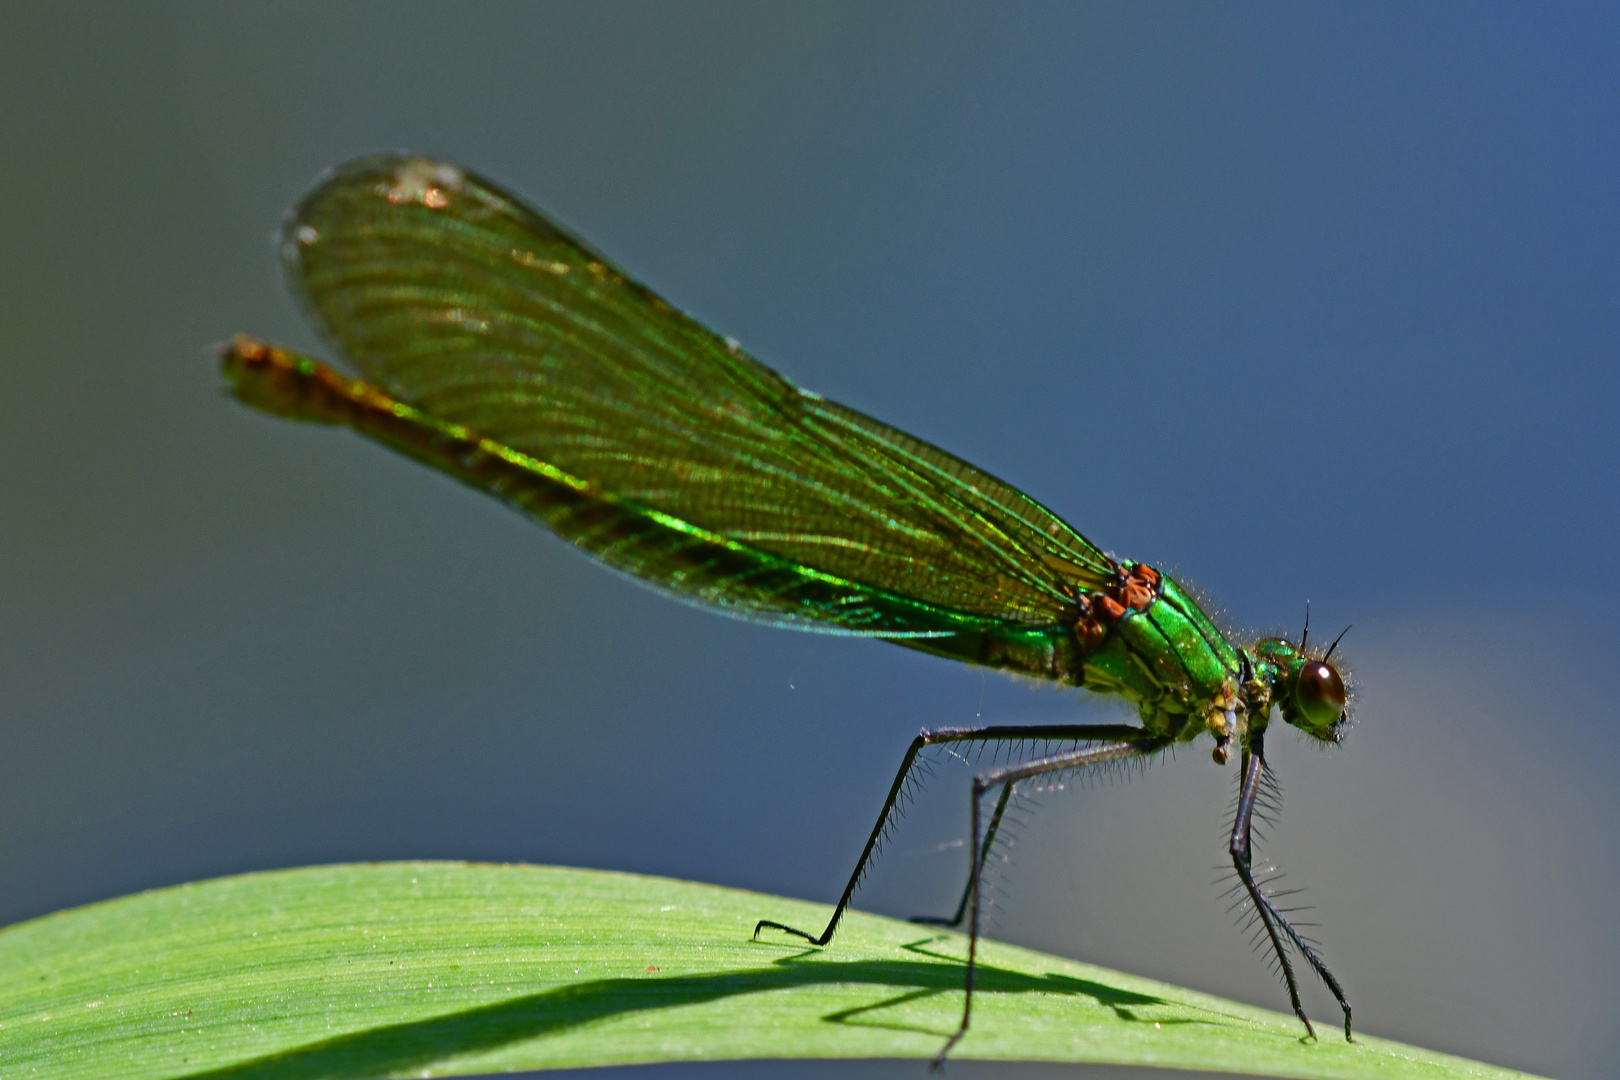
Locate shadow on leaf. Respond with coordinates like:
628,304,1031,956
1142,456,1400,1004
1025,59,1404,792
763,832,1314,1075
177,948,1207,1079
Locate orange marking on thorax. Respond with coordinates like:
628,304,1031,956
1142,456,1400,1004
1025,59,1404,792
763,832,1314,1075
1072,562,1163,653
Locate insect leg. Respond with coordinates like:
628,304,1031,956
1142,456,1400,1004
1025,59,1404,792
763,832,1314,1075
752,723,1142,947
1230,737,1353,1041
935,737,1165,1067
910,773,1015,928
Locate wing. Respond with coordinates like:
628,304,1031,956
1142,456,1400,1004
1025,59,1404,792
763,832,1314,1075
275,155,1115,634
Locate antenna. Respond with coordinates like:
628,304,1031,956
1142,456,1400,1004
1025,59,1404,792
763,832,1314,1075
1324,624,1352,662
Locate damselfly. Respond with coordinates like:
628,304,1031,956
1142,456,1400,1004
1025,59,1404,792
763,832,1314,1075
222,156,1353,1063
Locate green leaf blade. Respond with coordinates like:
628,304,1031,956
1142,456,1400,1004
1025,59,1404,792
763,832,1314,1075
0,863,1543,1080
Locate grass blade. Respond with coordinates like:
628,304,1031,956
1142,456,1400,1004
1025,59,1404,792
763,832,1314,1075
0,862,1541,1079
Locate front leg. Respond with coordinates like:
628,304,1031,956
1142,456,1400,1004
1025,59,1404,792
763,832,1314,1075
1229,737,1353,1041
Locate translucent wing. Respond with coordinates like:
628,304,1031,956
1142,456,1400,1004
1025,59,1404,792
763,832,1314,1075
279,155,1115,634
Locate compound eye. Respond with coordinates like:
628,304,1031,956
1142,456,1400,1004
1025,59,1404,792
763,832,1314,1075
1294,661,1346,728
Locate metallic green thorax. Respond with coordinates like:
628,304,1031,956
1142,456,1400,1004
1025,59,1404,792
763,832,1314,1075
222,155,1347,757
1080,575,1241,738
901,569,1334,749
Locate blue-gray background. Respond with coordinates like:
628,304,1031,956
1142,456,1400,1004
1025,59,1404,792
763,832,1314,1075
2,5,1616,1079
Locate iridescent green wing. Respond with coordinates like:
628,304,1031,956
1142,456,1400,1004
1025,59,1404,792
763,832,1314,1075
278,155,1115,636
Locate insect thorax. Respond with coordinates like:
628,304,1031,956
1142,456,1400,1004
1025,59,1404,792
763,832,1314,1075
1077,565,1245,740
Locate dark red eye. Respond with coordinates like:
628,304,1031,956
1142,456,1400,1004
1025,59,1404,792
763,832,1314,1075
1295,661,1346,728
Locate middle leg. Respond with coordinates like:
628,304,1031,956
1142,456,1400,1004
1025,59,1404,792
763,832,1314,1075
933,736,1168,1066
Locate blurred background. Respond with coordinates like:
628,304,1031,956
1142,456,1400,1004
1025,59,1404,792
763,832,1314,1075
2,4,1616,1079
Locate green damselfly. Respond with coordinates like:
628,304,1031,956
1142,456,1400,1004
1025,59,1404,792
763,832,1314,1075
223,156,1353,1062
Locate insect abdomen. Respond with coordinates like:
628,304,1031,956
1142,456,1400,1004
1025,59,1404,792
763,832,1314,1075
898,625,1083,684
221,336,1020,640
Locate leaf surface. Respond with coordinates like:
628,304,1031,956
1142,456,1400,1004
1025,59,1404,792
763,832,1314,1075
0,863,1542,1080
